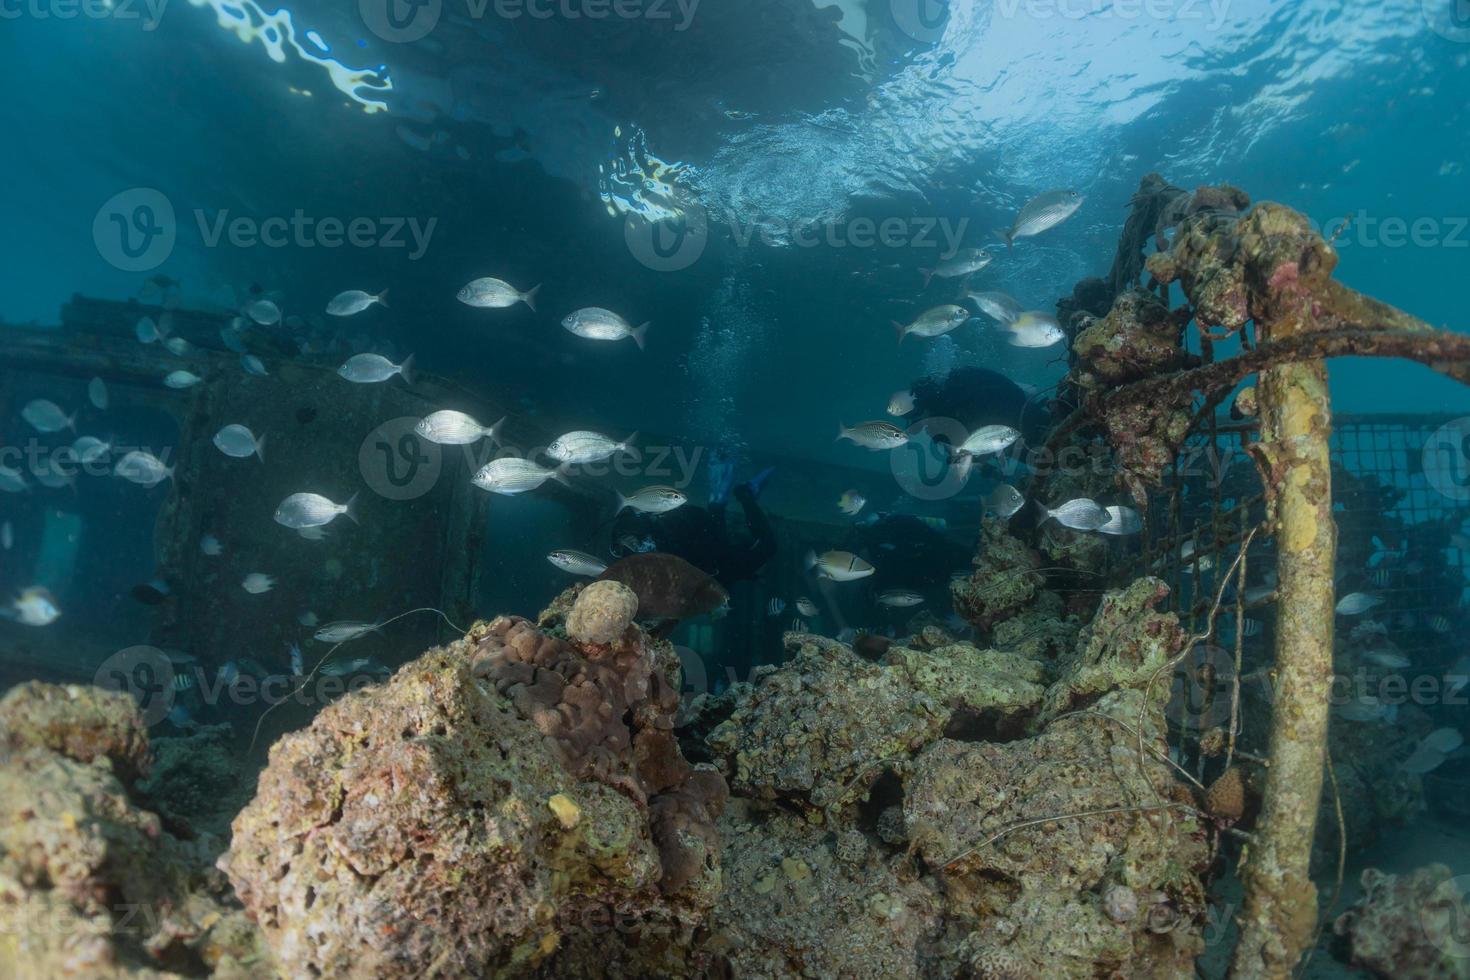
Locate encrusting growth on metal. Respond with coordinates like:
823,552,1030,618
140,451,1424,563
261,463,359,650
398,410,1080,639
1060,178,1470,977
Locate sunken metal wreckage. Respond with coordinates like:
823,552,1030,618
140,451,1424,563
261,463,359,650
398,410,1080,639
3,178,1470,978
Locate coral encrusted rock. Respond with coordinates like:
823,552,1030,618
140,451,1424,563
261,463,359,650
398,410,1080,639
706,632,1046,815
0,683,266,979
566,580,639,646
221,617,726,978
1332,864,1470,979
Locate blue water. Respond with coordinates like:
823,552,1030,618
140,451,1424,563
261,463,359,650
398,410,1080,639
2,8,1470,968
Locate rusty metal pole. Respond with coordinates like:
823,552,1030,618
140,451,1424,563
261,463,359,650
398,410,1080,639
1229,211,1340,979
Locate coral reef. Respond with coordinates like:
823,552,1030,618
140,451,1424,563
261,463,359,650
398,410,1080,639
0,683,266,978
137,725,252,839
1072,288,1197,391
952,518,1045,632
221,614,727,977
564,580,639,646
1332,865,1470,979
706,631,1047,815
1033,576,1186,728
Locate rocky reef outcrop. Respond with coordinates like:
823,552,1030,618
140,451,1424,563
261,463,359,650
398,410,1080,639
0,683,266,978
1332,864,1470,979
219,590,728,978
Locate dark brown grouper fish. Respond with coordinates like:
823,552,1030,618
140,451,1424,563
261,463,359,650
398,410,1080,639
597,553,729,637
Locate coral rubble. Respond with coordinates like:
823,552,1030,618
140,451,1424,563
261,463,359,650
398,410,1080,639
0,683,265,978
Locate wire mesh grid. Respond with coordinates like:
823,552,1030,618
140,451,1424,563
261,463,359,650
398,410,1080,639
1110,411,1470,649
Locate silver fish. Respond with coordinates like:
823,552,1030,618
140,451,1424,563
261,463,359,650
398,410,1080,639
241,355,269,377
547,550,608,577
327,289,388,316
1003,189,1083,248
0,466,26,493
1037,498,1108,531
213,424,266,462
7,587,59,626
887,390,916,416
562,308,648,349
1006,312,1065,348
969,290,1023,324
458,278,539,311
88,377,108,410
315,621,382,644
1423,728,1465,754
838,421,909,451
1401,744,1449,775
200,535,223,556
113,450,173,487
959,424,1020,456
289,643,304,676
895,304,969,343
1363,646,1411,669
985,484,1026,520
242,573,276,595
1336,593,1383,616
617,486,687,514
806,550,875,582
72,436,111,466
473,458,567,495
795,597,819,617
338,353,414,384
320,657,389,678
164,337,192,356
921,248,992,285
547,431,635,465
838,491,867,516
275,492,358,529
878,590,924,608
416,411,504,446
135,317,162,343
1098,505,1143,536
298,610,320,627
22,400,74,433
1,522,11,550
246,299,281,326
164,370,202,389
220,328,248,354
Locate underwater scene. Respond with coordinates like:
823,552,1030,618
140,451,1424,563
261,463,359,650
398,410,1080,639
3,0,1470,977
